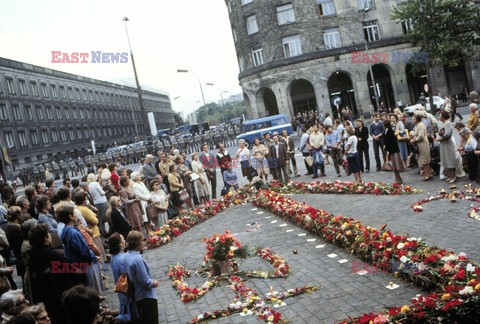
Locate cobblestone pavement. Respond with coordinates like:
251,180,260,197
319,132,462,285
105,203,425,324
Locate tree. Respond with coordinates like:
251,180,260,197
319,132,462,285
173,111,187,127
391,0,480,73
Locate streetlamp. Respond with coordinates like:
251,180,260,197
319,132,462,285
123,17,148,137
362,5,381,112
177,69,207,107
419,0,436,114
206,83,228,124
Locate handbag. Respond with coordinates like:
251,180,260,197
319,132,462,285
305,156,314,167
114,256,135,298
382,162,393,171
190,173,200,182
146,203,158,221
179,189,189,202
396,129,410,142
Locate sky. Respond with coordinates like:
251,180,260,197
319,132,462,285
0,0,242,118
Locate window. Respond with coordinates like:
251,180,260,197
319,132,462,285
79,108,85,119
60,129,67,142
86,108,91,119
94,91,99,102
317,0,336,16
282,35,302,57
55,107,62,119
401,19,413,35
89,90,94,101
36,106,43,120
41,83,48,97
276,3,295,25
46,106,53,120
75,88,81,100
24,105,33,120
82,89,88,101
6,78,15,94
323,28,341,49
69,129,75,141
241,0,252,5
5,132,14,148
12,105,21,120
64,107,70,119
67,87,74,100
246,15,259,35
19,80,27,95
358,0,374,10
251,46,265,66
72,107,78,119
31,82,38,96
227,0,232,13
77,129,83,140
59,86,66,98
84,128,89,138
363,20,380,42
51,84,58,98
0,104,7,120
18,131,27,147
52,130,58,142
41,130,48,144
30,131,38,145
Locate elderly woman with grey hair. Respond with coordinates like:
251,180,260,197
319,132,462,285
436,111,457,183
130,172,153,234
459,127,478,181
0,290,29,322
87,173,108,237
236,139,252,182
15,196,31,222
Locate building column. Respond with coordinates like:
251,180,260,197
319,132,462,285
272,82,294,120
353,79,371,115
312,82,333,116
390,64,411,108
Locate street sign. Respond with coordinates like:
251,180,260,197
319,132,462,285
331,96,342,107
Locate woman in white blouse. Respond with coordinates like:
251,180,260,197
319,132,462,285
130,171,153,234
191,152,211,206
149,180,169,228
236,139,252,182
87,173,108,237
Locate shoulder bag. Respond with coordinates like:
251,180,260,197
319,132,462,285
114,256,135,298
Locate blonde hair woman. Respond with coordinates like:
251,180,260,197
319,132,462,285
252,137,269,182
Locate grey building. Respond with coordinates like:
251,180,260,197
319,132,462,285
0,57,175,174
226,0,480,119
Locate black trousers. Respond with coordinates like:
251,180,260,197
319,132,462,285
209,174,217,199
358,145,370,172
135,298,158,324
302,152,313,174
466,151,478,181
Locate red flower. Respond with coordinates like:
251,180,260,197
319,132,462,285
453,268,466,281
413,311,426,319
441,299,463,311
359,313,377,323
388,306,401,316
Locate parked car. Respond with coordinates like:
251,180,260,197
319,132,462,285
404,96,445,115
236,114,293,147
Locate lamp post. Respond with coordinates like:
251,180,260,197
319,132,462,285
123,17,148,137
206,83,227,124
362,6,381,112
419,0,436,114
177,70,207,123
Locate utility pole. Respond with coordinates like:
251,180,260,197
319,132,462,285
419,0,436,114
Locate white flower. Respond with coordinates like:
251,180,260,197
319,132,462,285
215,237,219,243
197,314,204,320
459,252,467,258
407,237,417,242
441,254,457,262
397,243,405,249
459,286,475,295
386,237,392,243
400,256,409,263
304,215,311,223
466,263,476,272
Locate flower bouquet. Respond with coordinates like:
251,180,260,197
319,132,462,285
203,231,247,275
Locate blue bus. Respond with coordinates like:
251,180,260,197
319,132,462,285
236,114,293,146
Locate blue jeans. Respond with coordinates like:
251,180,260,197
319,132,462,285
312,150,325,176
398,141,408,162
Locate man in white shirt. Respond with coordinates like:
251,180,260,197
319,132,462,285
324,113,333,128
309,125,325,178
298,127,312,175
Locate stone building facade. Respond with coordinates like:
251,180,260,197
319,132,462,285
226,0,480,120
0,57,175,170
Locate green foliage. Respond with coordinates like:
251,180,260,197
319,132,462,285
195,101,247,125
173,111,187,127
391,0,480,72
